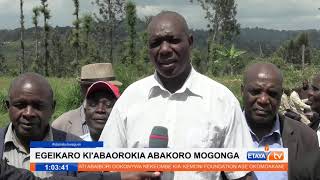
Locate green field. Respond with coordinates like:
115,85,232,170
0,66,316,127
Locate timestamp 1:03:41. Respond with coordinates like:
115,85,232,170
44,164,70,171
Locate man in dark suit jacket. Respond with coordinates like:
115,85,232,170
241,63,319,179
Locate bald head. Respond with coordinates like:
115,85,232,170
243,63,283,86
9,72,53,101
7,72,55,145
242,63,283,128
147,11,189,36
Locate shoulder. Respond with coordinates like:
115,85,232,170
122,75,154,95
115,75,154,105
282,116,318,145
193,72,240,104
51,127,83,141
284,116,315,134
52,107,81,127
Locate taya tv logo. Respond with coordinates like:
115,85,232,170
247,145,284,161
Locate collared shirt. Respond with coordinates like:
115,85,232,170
100,67,254,180
79,103,90,135
80,133,93,141
3,123,53,178
247,115,288,180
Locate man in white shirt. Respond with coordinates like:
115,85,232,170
100,11,253,180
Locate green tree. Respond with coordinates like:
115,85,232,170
51,30,65,77
122,1,137,64
20,0,25,73
191,48,205,73
93,0,125,63
40,0,51,76
71,0,81,71
217,44,245,75
31,6,41,73
81,14,93,57
276,32,311,66
191,0,240,45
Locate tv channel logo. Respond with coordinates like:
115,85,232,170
247,145,284,161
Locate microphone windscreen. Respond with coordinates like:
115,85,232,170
149,126,168,148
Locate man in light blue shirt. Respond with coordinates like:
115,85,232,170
241,63,318,180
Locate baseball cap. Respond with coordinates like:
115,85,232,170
86,81,120,99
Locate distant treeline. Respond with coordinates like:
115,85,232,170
1,26,320,56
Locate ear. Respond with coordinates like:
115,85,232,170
5,100,9,110
52,100,56,112
188,34,193,47
241,84,244,96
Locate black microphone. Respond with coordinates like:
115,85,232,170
149,126,168,148
149,126,169,180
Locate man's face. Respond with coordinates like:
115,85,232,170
243,73,282,125
84,91,117,135
148,16,192,78
308,78,320,113
7,82,54,141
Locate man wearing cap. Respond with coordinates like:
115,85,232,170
52,63,122,137
81,81,120,141
100,11,254,180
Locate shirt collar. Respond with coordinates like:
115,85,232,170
248,114,281,141
148,66,203,99
4,123,53,154
80,103,86,125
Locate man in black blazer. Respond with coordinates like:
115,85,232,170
241,63,319,179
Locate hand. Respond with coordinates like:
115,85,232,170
120,172,161,180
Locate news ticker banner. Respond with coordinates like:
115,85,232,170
30,141,288,172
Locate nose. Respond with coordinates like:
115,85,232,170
159,41,172,58
95,103,107,114
22,105,36,120
257,93,270,105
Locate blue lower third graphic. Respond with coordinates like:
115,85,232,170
35,163,78,172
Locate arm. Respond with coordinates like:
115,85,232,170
290,92,311,110
222,100,254,179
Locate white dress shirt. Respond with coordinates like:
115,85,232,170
100,67,254,180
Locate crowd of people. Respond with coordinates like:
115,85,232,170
1,11,320,180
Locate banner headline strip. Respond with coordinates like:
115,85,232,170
31,162,288,172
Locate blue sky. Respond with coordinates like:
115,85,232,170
0,0,319,30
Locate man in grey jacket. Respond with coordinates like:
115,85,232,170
52,63,122,137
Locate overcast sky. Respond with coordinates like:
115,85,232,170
0,0,319,30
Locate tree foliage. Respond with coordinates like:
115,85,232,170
122,1,137,64
31,6,41,73
20,0,25,73
93,0,125,63
277,32,311,66
40,0,51,76
71,0,80,71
